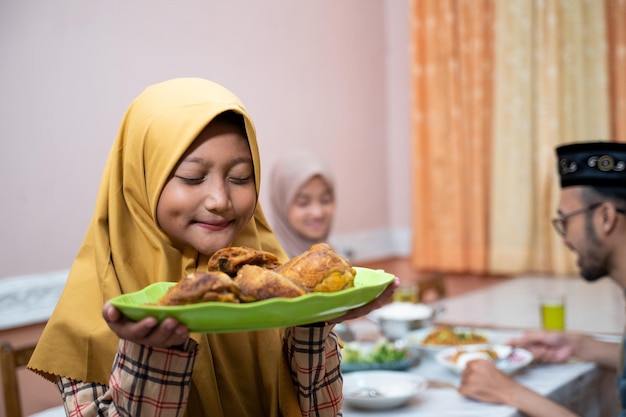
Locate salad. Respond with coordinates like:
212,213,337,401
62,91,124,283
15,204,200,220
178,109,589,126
342,338,411,364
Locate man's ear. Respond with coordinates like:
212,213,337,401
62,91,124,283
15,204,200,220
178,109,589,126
601,202,620,233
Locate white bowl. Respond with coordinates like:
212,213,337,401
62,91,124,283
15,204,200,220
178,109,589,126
369,302,435,340
435,344,533,375
343,370,427,410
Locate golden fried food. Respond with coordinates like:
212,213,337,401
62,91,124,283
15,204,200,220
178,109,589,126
207,246,282,277
422,326,488,346
158,244,355,306
451,348,498,363
275,243,356,292
157,271,240,306
235,264,308,302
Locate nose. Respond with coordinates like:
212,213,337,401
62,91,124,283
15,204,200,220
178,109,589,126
309,202,326,218
203,179,230,212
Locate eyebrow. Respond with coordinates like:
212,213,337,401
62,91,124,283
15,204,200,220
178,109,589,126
182,156,252,165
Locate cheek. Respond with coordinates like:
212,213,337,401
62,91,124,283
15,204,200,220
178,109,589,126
157,186,184,216
287,206,306,227
323,203,336,218
233,186,257,220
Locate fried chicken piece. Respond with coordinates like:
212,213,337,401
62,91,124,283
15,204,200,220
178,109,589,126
274,243,356,292
157,271,240,306
207,246,282,277
235,264,308,302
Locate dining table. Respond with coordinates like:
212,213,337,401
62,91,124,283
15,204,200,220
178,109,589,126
342,340,617,416
432,274,625,335
342,274,624,416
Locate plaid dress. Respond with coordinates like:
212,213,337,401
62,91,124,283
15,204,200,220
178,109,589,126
56,326,343,417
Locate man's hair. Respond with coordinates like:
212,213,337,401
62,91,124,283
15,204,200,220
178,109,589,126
581,186,626,209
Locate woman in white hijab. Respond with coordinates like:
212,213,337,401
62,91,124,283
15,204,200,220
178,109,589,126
270,151,336,258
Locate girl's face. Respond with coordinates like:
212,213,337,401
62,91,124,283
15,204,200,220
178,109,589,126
287,175,335,242
157,120,257,255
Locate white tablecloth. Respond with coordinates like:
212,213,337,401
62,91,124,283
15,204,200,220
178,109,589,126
434,276,625,335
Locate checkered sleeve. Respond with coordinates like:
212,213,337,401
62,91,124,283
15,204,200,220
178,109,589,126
285,325,343,417
58,338,197,417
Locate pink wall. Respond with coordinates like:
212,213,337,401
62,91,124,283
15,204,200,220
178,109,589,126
0,0,411,277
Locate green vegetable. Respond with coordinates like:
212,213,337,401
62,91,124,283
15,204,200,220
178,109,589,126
342,339,410,363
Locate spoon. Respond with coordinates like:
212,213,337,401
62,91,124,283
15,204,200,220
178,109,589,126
351,387,385,398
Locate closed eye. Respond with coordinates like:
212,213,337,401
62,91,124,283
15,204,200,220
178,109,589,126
175,175,205,185
229,176,253,185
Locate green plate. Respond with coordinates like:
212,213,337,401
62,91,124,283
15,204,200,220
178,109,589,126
110,267,394,333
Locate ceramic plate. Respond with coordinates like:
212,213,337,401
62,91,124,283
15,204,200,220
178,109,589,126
343,370,427,410
110,267,394,333
435,344,533,375
407,326,499,356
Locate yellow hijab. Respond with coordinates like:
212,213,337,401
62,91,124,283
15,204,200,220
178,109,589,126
29,78,302,416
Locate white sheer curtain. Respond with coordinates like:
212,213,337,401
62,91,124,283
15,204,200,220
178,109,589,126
488,0,610,275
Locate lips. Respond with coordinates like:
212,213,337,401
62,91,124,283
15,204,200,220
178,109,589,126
195,219,232,231
306,220,328,231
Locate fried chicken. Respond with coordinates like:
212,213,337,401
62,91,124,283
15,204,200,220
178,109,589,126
157,244,355,306
157,271,240,305
207,246,282,277
235,264,308,302
275,243,356,292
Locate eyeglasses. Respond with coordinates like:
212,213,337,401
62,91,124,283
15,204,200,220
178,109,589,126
551,202,626,236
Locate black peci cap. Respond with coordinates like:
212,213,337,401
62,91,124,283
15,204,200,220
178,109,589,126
556,141,626,188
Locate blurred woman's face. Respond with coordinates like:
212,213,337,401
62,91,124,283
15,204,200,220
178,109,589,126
156,120,257,255
287,175,335,242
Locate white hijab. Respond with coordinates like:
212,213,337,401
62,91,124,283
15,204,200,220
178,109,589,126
269,151,335,258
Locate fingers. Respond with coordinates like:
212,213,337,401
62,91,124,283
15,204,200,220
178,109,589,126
459,360,514,404
138,317,189,347
102,301,121,324
102,302,189,348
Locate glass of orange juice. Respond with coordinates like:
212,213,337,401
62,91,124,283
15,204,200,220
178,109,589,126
539,294,566,330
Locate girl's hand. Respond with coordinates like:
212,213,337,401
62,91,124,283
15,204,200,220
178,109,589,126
102,301,190,348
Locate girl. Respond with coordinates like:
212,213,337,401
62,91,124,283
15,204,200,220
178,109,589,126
270,152,336,258
29,78,397,416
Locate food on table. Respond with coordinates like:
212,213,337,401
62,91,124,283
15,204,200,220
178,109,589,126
422,326,488,346
156,271,240,305
275,243,356,292
207,246,282,277
156,243,355,305
236,265,307,302
342,338,411,364
451,348,498,368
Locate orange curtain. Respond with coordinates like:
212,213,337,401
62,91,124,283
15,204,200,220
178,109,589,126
606,0,626,142
409,0,495,274
410,0,624,276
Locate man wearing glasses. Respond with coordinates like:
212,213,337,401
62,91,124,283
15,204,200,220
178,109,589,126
459,141,626,417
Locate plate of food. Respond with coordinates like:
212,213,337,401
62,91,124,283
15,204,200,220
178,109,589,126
435,344,533,375
111,244,394,333
343,370,427,410
407,325,498,356
341,338,418,373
